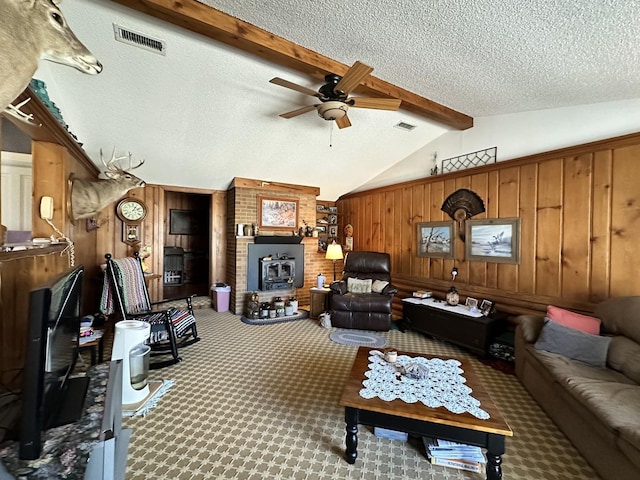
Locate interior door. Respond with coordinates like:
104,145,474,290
1,151,32,231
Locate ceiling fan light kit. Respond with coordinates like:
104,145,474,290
317,101,348,120
270,60,401,129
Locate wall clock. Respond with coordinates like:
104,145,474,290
116,197,147,244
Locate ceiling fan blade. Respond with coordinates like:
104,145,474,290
334,61,374,95
269,77,320,97
336,114,352,129
279,104,318,119
350,97,402,110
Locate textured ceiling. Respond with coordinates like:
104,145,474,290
29,0,640,200
202,0,640,116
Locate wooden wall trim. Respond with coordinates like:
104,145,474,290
340,130,640,200
4,88,99,176
230,177,321,196
154,184,224,195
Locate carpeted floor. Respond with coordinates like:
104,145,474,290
122,309,601,479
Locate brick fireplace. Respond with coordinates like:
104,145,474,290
226,178,338,315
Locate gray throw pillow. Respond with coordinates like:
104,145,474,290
534,319,611,367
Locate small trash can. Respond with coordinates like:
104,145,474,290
211,284,231,312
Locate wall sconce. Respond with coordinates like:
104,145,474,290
325,241,344,281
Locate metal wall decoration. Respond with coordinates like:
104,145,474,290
441,146,497,173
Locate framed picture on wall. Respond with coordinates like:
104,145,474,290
258,196,298,230
416,221,455,258
465,218,520,263
344,236,353,251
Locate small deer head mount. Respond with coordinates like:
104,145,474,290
68,147,145,222
1,0,102,121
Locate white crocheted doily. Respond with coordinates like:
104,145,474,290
359,351,490,419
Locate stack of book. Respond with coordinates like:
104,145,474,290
413,290,432,298
422,437,486,473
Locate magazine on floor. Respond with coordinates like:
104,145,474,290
423,437,486,473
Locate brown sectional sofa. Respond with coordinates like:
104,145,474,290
515,296,640,480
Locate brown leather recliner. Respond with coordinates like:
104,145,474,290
329,251,397,331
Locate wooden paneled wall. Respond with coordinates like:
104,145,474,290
338,132,640,317
0,247,71,389
96,185,227,302
32,141,101,313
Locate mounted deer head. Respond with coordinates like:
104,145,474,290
70,148,146,221
0,0,102,120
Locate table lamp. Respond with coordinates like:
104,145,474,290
325,241,344,281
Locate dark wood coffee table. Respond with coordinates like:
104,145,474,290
339,347,513,480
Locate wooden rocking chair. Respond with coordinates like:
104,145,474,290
101,252,200,368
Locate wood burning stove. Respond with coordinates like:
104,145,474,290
259,256,296,290
247,243,305,292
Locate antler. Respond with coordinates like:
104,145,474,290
126,153,145,171
101,147,144,177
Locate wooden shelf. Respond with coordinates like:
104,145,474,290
316,200,339,252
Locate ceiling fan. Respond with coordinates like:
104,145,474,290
269,61,402,129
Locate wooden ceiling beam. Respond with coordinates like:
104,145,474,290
110,0,473,130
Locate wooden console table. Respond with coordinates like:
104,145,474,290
402,298,508,356
340,347,513,479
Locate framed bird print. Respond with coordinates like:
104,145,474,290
465,218,520,264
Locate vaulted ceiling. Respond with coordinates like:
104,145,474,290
30,0,640,199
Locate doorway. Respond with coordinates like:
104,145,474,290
163,191,211,299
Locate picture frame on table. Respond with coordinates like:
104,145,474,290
416,221,455,258
465,218,520,263
480,299,494,316
316,204,327,212
329,225,337,236
328,214,338,224
316,225,327,233
328,206,338,213
258,196,298,230
465,297,478,309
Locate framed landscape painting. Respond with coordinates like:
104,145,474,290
258,196,298,230
416,221,454,258
465,218,520,263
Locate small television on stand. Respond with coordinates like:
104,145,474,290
19,265,89,460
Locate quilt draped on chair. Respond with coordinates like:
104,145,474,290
101,257,197,343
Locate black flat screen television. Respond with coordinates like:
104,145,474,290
19,265,90,460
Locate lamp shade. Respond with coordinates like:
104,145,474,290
325,242,344,260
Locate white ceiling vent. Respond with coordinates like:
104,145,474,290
113,24,166,56
394,121,417,132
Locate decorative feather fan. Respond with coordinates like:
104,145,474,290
442,189,485,220
441,189,486,240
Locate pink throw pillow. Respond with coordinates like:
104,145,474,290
546,305,601,335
